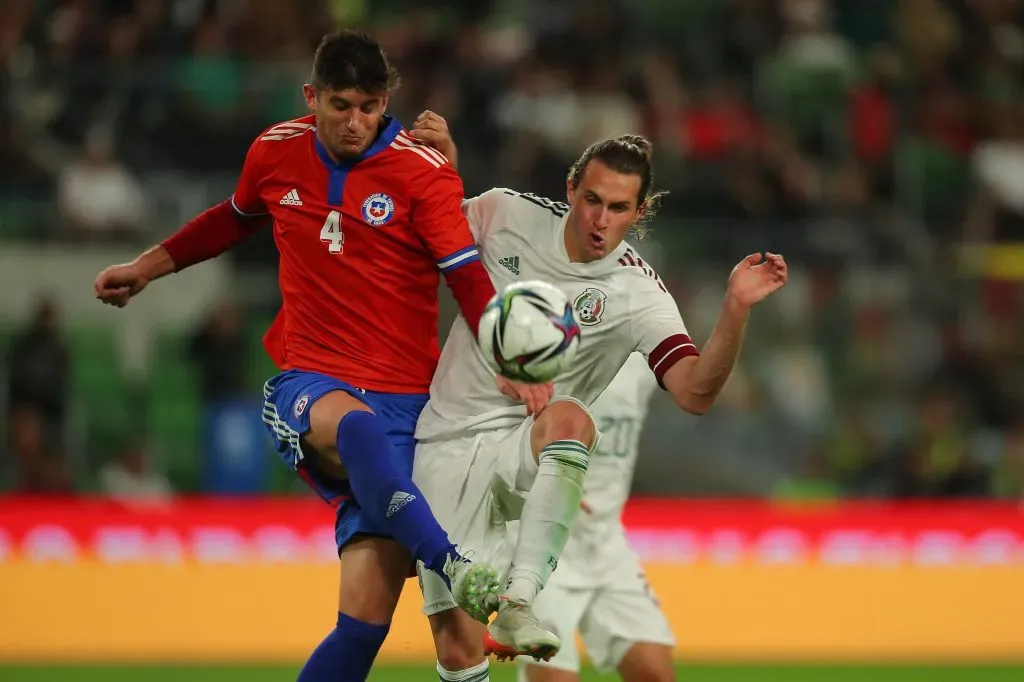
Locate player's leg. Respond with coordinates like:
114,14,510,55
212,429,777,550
429,607,492,682
295,385,498,619
415,433,520,681
576,574,676,682
615,643,676,682
297,536,408,682
490,399,597,656
303,390,461,576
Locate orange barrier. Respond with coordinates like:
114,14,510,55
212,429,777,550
1,498,1023,662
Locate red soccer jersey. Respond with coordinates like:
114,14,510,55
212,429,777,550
231,114,482,394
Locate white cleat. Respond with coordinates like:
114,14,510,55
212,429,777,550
443,554,501,624
485,597,560,662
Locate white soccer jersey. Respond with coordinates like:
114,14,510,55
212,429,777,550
415,188,697,441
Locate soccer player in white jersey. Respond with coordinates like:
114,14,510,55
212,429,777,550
408,112,787,682
510,353,675,682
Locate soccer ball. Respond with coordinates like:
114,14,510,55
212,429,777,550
477,280,582,383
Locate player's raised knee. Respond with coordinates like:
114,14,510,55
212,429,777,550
304,390,375,474
532,399,596,451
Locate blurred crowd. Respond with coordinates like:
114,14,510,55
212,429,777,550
1,0,1023,500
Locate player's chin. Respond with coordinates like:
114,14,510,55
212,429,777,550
336,141,369,158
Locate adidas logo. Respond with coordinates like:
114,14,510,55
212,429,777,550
385,491,416,518
279,189,303,206
498,255,520,275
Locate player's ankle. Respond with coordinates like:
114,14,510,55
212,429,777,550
503,572,542,605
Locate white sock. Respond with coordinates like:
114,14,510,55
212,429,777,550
437,658,490,681
504,439,589,605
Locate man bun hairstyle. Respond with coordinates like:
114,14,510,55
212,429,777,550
567,134,667,238
311,30,401,95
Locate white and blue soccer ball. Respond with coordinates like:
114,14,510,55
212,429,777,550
477,280,582,383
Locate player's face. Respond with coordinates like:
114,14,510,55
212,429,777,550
304,84,388,160
565,160,643,263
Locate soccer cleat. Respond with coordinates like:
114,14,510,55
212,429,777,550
443,553,501,624
485,596,560,662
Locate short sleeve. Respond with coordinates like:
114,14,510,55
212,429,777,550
461,187,513,244
631,273,698,385
410,164,480,274
230,138,269,217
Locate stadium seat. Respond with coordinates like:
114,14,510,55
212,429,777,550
147,329,202,492
68,325,133,466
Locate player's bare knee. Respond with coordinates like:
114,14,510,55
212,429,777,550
304,390,374,474
532,400,596,454
618,644,676,682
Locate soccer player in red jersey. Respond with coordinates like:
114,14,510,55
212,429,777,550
94,31,536,682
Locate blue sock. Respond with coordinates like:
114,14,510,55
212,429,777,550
297,612,389,682
336,410,459,582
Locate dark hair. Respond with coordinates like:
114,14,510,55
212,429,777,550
567,134,666,237
310,30,400,95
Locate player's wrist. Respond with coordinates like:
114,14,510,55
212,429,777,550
722,292,751,318
134,245,177,280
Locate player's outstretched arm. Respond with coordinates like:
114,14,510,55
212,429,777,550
94,202,268,308
662,252,788,414
95,131,271,308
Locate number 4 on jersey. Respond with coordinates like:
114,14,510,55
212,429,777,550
320,210,344,254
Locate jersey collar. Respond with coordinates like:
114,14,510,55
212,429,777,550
313,115,403,170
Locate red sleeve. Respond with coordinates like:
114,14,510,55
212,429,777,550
231,137,269,217
160,200,267,272
160,137,269,271
410,164,495,333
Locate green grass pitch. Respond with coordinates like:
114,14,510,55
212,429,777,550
1,664,1023,681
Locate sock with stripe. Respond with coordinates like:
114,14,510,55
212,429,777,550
504,439,590,605
297,611,389,682
336,410,460,585
437,659,490,681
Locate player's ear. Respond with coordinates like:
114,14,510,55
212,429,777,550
380,94,389,112
302,84,318,112
636,201,647,223
566,178,575,204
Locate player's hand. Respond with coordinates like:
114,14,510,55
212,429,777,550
495,375,554,416
410,110,458,169
725,252,788,309
94,262,150,308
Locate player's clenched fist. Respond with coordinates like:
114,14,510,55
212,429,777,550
94,262,149,308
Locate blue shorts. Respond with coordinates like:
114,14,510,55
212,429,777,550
261,369,429,552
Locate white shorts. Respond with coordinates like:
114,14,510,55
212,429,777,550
517,567,676,674
414,396,596,616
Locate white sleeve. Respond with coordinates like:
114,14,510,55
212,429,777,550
461,187,513,243
630,276,699,386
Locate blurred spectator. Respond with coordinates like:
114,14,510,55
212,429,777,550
57,127,144,243
98,440,173,503
895,385,989,497
5,296,72,494
967,97,1024,244
188,301,267,494
187,301,249,404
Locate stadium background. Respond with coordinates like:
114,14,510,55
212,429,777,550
1,0,1023,680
